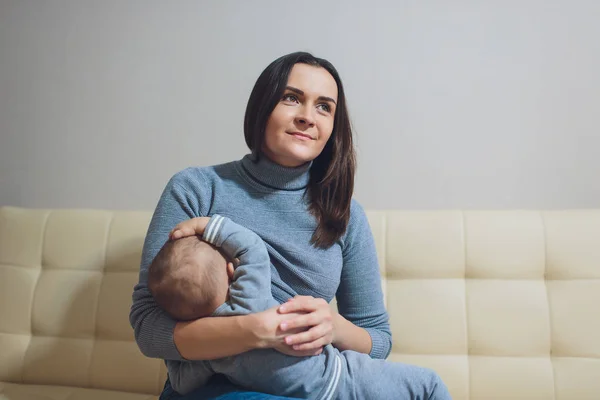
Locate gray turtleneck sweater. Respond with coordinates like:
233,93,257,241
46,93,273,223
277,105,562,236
129,154,391,368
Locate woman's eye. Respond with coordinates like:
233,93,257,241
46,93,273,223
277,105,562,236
282,94,298,103
317,103,331,113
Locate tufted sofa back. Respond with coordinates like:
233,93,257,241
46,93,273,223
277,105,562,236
0,207,165,396
366,210,600,399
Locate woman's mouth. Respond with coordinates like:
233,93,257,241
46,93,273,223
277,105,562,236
288,131,314,141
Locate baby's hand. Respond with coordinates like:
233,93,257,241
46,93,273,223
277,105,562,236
170,217,211,240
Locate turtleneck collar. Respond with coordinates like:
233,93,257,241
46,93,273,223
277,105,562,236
240,153,311,191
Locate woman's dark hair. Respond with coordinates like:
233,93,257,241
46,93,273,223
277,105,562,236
244,52,356,248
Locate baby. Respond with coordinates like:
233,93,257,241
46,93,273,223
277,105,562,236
148,233,234,321
148,215,451,400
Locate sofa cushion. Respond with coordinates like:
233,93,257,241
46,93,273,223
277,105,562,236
0,382,156,400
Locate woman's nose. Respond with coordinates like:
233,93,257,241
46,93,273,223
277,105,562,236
295,109,315,127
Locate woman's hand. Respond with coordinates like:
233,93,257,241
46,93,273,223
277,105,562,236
169,217,211,240
251,305,323,357
276,296,336,352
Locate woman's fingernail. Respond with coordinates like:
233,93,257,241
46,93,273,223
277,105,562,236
285,337,293,344
280,323,287,330
279,306,286,312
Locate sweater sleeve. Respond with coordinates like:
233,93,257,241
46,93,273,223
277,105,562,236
336,200,392,359
129,168,210,360
167,359,213,395
204,215,279,315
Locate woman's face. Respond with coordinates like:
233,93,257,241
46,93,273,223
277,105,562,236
262,63,338,168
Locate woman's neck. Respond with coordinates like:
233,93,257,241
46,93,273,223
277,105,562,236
240,153,311,190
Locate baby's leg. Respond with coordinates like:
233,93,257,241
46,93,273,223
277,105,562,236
335,351,452,400
210,347,337,400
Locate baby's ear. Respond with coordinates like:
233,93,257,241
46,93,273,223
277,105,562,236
226,262,235,280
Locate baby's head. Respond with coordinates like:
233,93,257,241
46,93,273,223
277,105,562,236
148,235,233,321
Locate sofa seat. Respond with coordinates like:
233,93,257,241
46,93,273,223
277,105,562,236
0,382,155,400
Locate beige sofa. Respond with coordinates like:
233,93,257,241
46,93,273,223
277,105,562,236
0,206,599,400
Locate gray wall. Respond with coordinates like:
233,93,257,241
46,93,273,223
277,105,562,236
1,0,598,210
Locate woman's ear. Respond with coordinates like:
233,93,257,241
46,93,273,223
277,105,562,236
226,262,235,280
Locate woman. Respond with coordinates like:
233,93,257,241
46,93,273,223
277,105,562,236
131,52,415,399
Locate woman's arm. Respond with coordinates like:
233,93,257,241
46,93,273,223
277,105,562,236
332,200,391,358
333,200,392,358
331,312,373,354
130,169,203,360
175,307,315,360
174,315,257,360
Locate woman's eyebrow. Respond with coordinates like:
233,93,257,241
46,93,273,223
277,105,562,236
285,86,337,105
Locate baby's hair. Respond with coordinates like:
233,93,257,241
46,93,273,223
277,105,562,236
148,235,226,321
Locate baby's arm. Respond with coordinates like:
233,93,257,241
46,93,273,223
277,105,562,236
202,215,279,315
